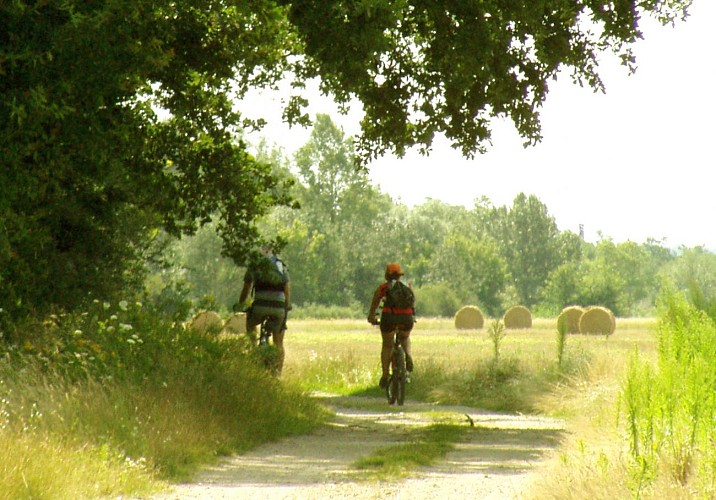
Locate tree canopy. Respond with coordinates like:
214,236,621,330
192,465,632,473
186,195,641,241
0,0,691,321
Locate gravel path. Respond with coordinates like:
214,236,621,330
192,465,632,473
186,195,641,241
154,395,565,500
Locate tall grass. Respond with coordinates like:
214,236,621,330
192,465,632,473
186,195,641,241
621,292,716,497
0,300,327,499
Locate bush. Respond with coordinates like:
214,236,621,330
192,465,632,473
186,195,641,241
0,299,327,491
290,302,364,319
413,283,462,317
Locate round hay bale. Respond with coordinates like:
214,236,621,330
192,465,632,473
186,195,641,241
222,312,247,334
503,305,532,329
187,310,223,335
454,305,484,330
578,306,616,335
557,306,585,334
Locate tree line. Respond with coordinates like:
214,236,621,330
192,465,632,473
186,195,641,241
156,115,716,319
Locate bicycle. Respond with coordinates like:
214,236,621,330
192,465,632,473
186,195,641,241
239,305,286,375
381,324,411,406
387,328,408,405
256,317,280,374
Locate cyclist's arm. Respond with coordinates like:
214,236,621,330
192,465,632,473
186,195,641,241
367,285,384,324
284,282,292,311
238,280,252,307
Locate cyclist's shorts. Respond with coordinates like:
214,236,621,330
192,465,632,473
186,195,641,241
380,313,414,335
247,305,286,334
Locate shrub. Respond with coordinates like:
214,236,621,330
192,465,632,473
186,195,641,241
579,306,615,335
503,305,532,329
413,283,462,317
557,306,585,334
454,305,484,329
289,302,364,320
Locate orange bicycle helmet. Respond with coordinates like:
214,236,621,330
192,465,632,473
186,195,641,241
385,263,404,279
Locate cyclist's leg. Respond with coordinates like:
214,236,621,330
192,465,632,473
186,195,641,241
396,316,415,372
267,311,287,374
379,322,394,387
397,324,414,372
245,308,260,344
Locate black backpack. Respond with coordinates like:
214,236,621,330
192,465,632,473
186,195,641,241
384,280,415,310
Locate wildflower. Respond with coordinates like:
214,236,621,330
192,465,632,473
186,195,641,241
103,302,110,310
119,323,133,332
73,329,82,336
119,300,129,311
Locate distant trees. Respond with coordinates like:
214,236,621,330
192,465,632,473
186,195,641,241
155,116,693,319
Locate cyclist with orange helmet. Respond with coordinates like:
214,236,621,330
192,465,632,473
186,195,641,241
367,262,415,389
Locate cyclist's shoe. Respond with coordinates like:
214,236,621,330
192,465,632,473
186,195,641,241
379,375,389,389
406,354,414,373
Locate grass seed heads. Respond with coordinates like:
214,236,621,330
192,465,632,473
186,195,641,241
579,306,616,335
187,310,223,335
558,306,585,334
503,305,532,329
223,312,247,334
454,305,484,330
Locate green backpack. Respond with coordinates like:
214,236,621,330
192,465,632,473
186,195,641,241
384,280,415,310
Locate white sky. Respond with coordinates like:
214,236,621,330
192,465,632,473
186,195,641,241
243,0,715,249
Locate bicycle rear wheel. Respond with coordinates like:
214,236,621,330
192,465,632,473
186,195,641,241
388,345,407,406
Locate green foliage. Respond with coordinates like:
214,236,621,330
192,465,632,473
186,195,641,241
426,231,508,316
290,303,364,320
1,0,295,322
0,301,327,492
285,1,690,162
622,289,716,493
413,283,462,317
499,194,561,307
2,0,692,325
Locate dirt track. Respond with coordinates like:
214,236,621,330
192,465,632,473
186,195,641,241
154,394,566,500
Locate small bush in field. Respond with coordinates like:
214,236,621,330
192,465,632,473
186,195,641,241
413,283,462,317
488,319,506,366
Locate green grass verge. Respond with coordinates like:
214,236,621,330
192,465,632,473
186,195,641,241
353,424,467,480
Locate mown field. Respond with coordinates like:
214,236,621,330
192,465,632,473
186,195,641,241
282,316,658,411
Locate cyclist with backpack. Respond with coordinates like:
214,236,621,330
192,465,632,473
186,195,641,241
367,263,415,389
238,244,291,374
